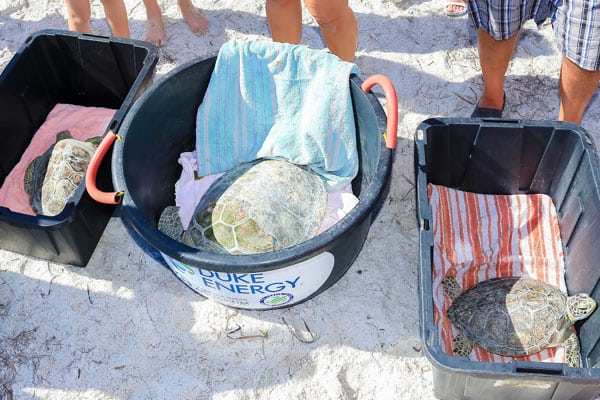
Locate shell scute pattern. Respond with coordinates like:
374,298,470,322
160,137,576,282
41,138,96,216
448,278,566,356
443,276,597,367
157,159,328,254
188,159,327,254
24,131,99,216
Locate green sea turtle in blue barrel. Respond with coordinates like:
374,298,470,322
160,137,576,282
158,159,328,254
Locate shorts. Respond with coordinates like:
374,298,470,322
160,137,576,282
467,0,558,40
553,0,600,71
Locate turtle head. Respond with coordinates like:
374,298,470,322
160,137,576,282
567,293,597,322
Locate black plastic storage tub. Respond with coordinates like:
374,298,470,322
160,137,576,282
415,118,600,400
0,29,158,266
86,54,397,310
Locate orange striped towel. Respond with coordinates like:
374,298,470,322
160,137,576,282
429,184,567,363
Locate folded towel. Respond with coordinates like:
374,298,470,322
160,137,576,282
0,104,115,215
429,184,568,364
196,39,360,191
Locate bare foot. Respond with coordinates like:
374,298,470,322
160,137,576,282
146,15,167,47
143,0,167,46
179,0,209,34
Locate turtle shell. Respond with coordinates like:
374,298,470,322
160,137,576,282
24,130,73,215
447,277,571,357
41,138,96,216
184,159,328,254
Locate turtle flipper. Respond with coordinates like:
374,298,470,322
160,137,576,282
29,152,52,215
85,136,103,147
158,206,184,241
442,276,463,301
452,331,474,358
564,331,581,368
24,156,41,196
56,130,73,141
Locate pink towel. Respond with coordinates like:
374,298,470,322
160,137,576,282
429,184,569,364
0,104,116,215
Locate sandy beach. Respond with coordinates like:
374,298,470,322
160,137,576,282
1,0,599,399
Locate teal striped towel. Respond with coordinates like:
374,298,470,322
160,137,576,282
195,39,360,191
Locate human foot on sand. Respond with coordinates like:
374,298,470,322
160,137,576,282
144,0,167,47
146,17,167,46
445,0,467,17
179,0,209,34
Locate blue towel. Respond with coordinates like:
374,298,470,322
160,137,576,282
195,39,360,191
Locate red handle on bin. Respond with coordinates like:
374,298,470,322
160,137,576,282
85,130,124,205
361,75,398,149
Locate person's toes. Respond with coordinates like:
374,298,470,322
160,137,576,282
182,8,209,34
146,21,167,47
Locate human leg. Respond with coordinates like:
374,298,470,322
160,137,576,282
178,0,209,34
475,28,519,111
65,0,92,33
143,0,167,46
553,0,600,124
304,0,357,62
467,0,553,116
100,0,130,37
558,57,600,124
266,0,303,45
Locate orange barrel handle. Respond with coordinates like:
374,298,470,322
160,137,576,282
85,130,124,204
361,75,398,149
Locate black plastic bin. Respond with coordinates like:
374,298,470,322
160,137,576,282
415,118,600,400
0,29,158,266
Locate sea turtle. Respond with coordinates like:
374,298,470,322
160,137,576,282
24,130,100,216
442,276,597,367
158,159,328,254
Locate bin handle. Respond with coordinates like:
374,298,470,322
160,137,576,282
85,130,124,205
361,75,398,149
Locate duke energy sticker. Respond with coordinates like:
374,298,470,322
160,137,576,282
161,252,335,309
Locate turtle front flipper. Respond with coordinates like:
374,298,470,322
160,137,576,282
56,130,72,141
452,331,474,358
29,152,52,215
442,276,463,302
85,136,103,147
564,331,581,368
158,206,185,241
24,156,41,196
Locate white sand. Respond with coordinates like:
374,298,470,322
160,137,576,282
1,0,599,399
